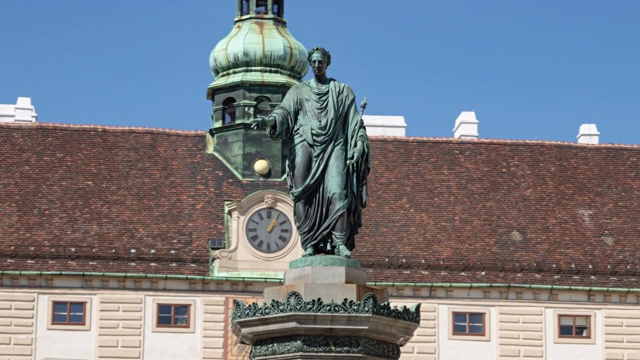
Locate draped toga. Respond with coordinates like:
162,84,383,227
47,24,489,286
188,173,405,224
267,78,370,254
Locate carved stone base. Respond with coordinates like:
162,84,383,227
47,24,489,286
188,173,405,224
263,256,388,303
251,335,400,360
232,258,420,360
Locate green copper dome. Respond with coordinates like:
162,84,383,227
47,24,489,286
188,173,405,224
208,3,307,93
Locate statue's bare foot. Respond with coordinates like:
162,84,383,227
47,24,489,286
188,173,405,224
302,247,316,257
337,245,351,258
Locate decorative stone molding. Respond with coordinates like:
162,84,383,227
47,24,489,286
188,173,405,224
233,291,420,327
251,335,401,359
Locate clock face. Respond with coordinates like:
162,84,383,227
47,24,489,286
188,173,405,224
245,208,293,254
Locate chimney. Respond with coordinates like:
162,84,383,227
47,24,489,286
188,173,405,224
0,97,37,123
577,124,599,144
453,111,478,139
362,115,407,136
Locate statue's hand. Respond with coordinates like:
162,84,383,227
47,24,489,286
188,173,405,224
251,116,266,130
251,116,275,130
347,141,364,166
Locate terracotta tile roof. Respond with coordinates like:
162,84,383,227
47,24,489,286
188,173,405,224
2,123,640,288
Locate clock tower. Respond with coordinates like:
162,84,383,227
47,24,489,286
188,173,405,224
206,0,307,180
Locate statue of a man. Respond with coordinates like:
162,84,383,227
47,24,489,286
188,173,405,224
252,47,370,258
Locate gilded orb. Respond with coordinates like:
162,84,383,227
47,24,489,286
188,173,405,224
253,159,270,176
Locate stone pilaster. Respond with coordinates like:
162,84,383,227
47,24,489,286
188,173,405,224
498,307,544,359
0,293,35,359
202,296,226,359
97,295,144,359
604,309,640,360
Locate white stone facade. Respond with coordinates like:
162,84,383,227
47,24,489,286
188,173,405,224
2,275,640,359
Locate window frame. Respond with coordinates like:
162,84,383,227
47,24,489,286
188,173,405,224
151,299,196,333
156,303,191,328
47,296,92,331
452,311,486,336
553,310,596,344
448,307,491,341
222,97,236,125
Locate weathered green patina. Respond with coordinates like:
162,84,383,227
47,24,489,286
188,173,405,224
250,335,401,359
252,47,370,258
206,0,307,180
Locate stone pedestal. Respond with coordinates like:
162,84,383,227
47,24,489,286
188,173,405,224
232,256,420,360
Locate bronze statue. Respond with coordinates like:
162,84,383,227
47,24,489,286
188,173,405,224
252,47,370,258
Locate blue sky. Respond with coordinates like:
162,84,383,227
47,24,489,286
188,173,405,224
1,1,639,143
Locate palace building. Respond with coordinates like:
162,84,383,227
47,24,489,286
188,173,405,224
2,1,640,359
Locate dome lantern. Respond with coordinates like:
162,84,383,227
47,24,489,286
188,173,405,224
205,0,307,181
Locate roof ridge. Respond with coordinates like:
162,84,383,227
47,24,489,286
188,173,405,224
370,135,640,148
0,122,205,136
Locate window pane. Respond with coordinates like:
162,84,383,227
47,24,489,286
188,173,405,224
453,313,467,323
453,324,467,333
53,313,67,323
560,325,574,336
575,316,588,326
469,324,483,334
576,327,589,336
175,306,189,316
175,316,188,325
53,302,68,313
69,314,84,324
469,314,483,324
157,315,172,325
70,303,84,313
559,316,573,326
158,305,172,316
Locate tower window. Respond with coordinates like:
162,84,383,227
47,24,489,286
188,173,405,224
223,97,236,125
272,0,282,17
256,0,268,14
241,0,250,16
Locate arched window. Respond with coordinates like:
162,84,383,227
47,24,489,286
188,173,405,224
240,0,250,16
254,96,272,117
255,0,268,14
223,97,236,125
272,0,283,17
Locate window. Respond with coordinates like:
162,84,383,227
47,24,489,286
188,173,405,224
272,0,283,17
255,0,268,14
52,301,86,325
223,97,236,125
453,312,485,336
553,311,595,344
448,307,491,341
151,299,196,333
559,315,590,338
47,296,92,331
240,0,250,16
157,304,190,328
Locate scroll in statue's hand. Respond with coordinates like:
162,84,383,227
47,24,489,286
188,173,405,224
347,141,364,166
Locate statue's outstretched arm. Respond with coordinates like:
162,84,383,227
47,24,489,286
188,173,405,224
250,115,275,130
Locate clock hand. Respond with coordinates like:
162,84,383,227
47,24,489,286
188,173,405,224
267,212,280,233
